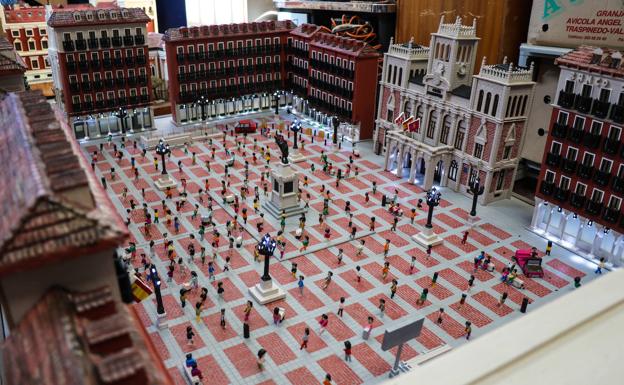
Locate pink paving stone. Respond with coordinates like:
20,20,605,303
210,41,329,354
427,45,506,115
287,322,328,353
285,367,319,385
289,255,322,276
437,213,464,228
360,159,381,170
317,354,363,385
352,342,392,377
387,254,419,275
257,332,297,365
257,380,277,385
287,286,324,311
362,235,385,254
167,367,186,385
415,276,454,300
345,177,369,190
472,291,514,317
416,326,445,350
315,248,349,269
170,322,206,353
523,276,553,297
270,261,298,285
397,223,419,236
480,222,512,239
238,269,261,288
110,182,126,194
456,260,494,281
158,294,185,320
491,282,533,305
445,234,478,253
416,219,445,234
434,245,460,261
449,302,493,328
264,298,298,319
438,199,452,208
449,207,473,221
438,268,470,291
396,284,432,310
374,334,419,360
542,268,570,288
377,229,410,248
363,261,398,284
325,312,357,340
211,277,243,301
314,277,351,302
203,311,238,342
149,332,170,360
224,343,262,378
405,246,440,268
195,354,230,384
339,269,375,293
426,311,466,339
345,303,382,329
547,259,586,278
369,293,408,320
372,207,397,224
133,303,151,328
493,246,514,261
143,190,161,203
470,229,496,247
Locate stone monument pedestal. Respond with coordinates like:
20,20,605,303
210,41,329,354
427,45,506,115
263,161,307,218
412,226,443,247
249,278,287,305
155,312,168,330
467,215,479,227
288,149,306,163
154,174,178,191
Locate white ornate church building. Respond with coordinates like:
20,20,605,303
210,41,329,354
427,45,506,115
374,17,536,205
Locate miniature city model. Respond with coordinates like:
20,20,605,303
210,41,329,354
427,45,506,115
47,6,154,140
532,46,624,268
374,17,536,206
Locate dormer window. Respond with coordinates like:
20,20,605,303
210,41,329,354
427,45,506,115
590,48,603,64
73,12,81,21
121,9,129,18
86,12,93,21
97,10,106,20
110,11,118,20
610,52,622,69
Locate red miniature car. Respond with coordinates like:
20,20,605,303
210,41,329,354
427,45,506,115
235,120,257,134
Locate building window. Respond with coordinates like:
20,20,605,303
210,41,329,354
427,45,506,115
496,170,505,190
599,158,613,173
484,92,492,114
491,95,499,116
25,29,33,37
503,145,512,159
426,110,437,139
448,160,458,181
582,152,595,167
567,147,578,161
591,189,604,203
573,116,585,131
42,39,48,49
551,141,562,155
575,182,586,196
560,176,570,191
609,195,621,210
14,41,21,51
440,115,450,144
557,111,568,125
28,39,36,51
469,167,479,184
545,170,556,183
30,58,39,69
11,30,19,38
473,143,484,159
476,90,484,111
454,120,465,150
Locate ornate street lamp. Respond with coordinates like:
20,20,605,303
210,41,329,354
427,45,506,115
155,139,171,175
116,107,128,133
290,120,302,150
332,116,340,145
273,91,281,114
197,95,209,120
258,233,277,282
424,187,442,229
468,177,485,217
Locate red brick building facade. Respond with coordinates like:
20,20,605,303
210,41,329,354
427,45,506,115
376,17,535,205
163,22,381,139
47,7,153,140
532,46,624,266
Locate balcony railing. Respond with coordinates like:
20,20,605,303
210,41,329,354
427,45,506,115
557,90,574,108
112,36,123,47
611,104,624,124
115,77,125,87
75,39,87,51
567,128,584,144
545,152,561,167
140,94,149,103
125,56,135,66
603,207,620,223
554,187,570,202
90,59,100,70
135,35,145,45
69,82,79,92
577,164,593,180
93,80,103,91
586,200,603,216
81,81,92,92
88,38,98,49
62,40,75,51
570,193,586,209
123,35,134,46
138,75,147,85
562,158,577,173
613,176,624,193
594,170,611,187
78,61,89,71
551,123,568,139
583,132,601,149
66,61,77,72
72,103,81,112
103,58,113,69
539,180,555,196
113,58,123,67
603,137,620,155
104,78,114,87
591,100,610,119
100,37,111,48
137,56,147,65
574,95,593,114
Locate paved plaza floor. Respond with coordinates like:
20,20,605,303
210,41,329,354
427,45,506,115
84,112,602,385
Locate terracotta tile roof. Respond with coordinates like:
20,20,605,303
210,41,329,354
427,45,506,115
163,20,296,42
290,23,323,38
556,45,624,77
0,91,127,276
0,37,27,75
48,7,149,28
148,32,164,49
310,32,381,58
1,286,172,385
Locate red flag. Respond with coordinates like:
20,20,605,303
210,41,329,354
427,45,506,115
394,112,405,125
408,118,420,132
402,116,414,130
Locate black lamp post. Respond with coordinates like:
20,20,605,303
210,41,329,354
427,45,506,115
197,95,209,120
291,120,302,150
116,107,128,133
273,91,281,115
155,139,171,175
424,187,442,229
332,116,339,145
258,233,277,282
149,264,165,315
468,177,485,217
